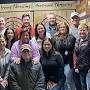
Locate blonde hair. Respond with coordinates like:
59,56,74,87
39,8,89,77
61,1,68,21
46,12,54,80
78,23,88,30
57,22,69,34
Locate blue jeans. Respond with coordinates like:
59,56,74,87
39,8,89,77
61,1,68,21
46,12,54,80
86,72,90,90
64,64,73,90
79,70,87,90
73,71,82,90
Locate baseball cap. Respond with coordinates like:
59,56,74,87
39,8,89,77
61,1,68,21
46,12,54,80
70,12,79,18
21,44,32,52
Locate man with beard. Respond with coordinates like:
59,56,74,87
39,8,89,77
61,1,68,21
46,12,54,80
9,44,45,90
15,14,35,40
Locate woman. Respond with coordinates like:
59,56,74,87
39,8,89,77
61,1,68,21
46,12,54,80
4,28,16,49
11,27,40,63
0,34,11,90
40,38,65,90
74,23,90,90
35,23,51,50
54,22,76,90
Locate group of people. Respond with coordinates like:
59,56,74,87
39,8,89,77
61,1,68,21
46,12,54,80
0,12,90,90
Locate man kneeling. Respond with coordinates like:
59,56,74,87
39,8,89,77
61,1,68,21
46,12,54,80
8,44,45,90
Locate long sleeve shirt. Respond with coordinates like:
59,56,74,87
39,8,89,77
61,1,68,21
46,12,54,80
40,51,65,87
9,61,45,90
11,37,40,61
0,48,11,80
15,25,35,40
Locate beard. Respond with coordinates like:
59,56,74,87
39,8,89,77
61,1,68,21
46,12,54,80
24,58,30,63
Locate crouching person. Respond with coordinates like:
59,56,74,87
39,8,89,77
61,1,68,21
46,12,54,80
8,44,45,90
40,38,65,90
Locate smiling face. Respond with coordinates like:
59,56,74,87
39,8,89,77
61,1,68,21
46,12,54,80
78,24,88,39
43,39,52,53
21,49,32,62
22,16,30,27
20,31,30,44
71,16,80,27
0,17,5,30
7,29,14,40
58,22,69,35
0,36,6,50
59,24,67,35
37,24,45,38
47,13,56,26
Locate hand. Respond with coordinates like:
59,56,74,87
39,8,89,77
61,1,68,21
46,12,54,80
33,60,40,64
65,50,68,56
88,69,90,72
13,58,20,64
47,81,57,89
32,56,40,61
75,68,79,73
32,57,40,64
1,80,8,88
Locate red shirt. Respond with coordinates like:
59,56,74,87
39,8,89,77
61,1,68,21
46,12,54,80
15,24,35,40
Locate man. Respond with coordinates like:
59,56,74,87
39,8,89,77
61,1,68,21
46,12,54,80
15,14,35,40
0,17,6,35
69,12,80,40
45,13,57,38
0,34,11,90
69,12,82,90
9,44,45,90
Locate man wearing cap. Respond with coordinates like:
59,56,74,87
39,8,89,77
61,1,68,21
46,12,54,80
69,12,82,90
11,28,40,64
8,44,45,90
69,12,80,40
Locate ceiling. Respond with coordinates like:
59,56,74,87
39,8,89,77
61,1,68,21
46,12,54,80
0,0,79,4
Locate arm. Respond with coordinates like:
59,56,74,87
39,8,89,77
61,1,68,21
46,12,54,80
11,42,20,62
73,40,80,69
73,50,78,69
67,35,76,52
0,61,11,88
4,60,11,80
15,27,21,40
8,64,22,90
30,38,40,61
56,52,65,87
74,39,80,56
34,64,45,90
